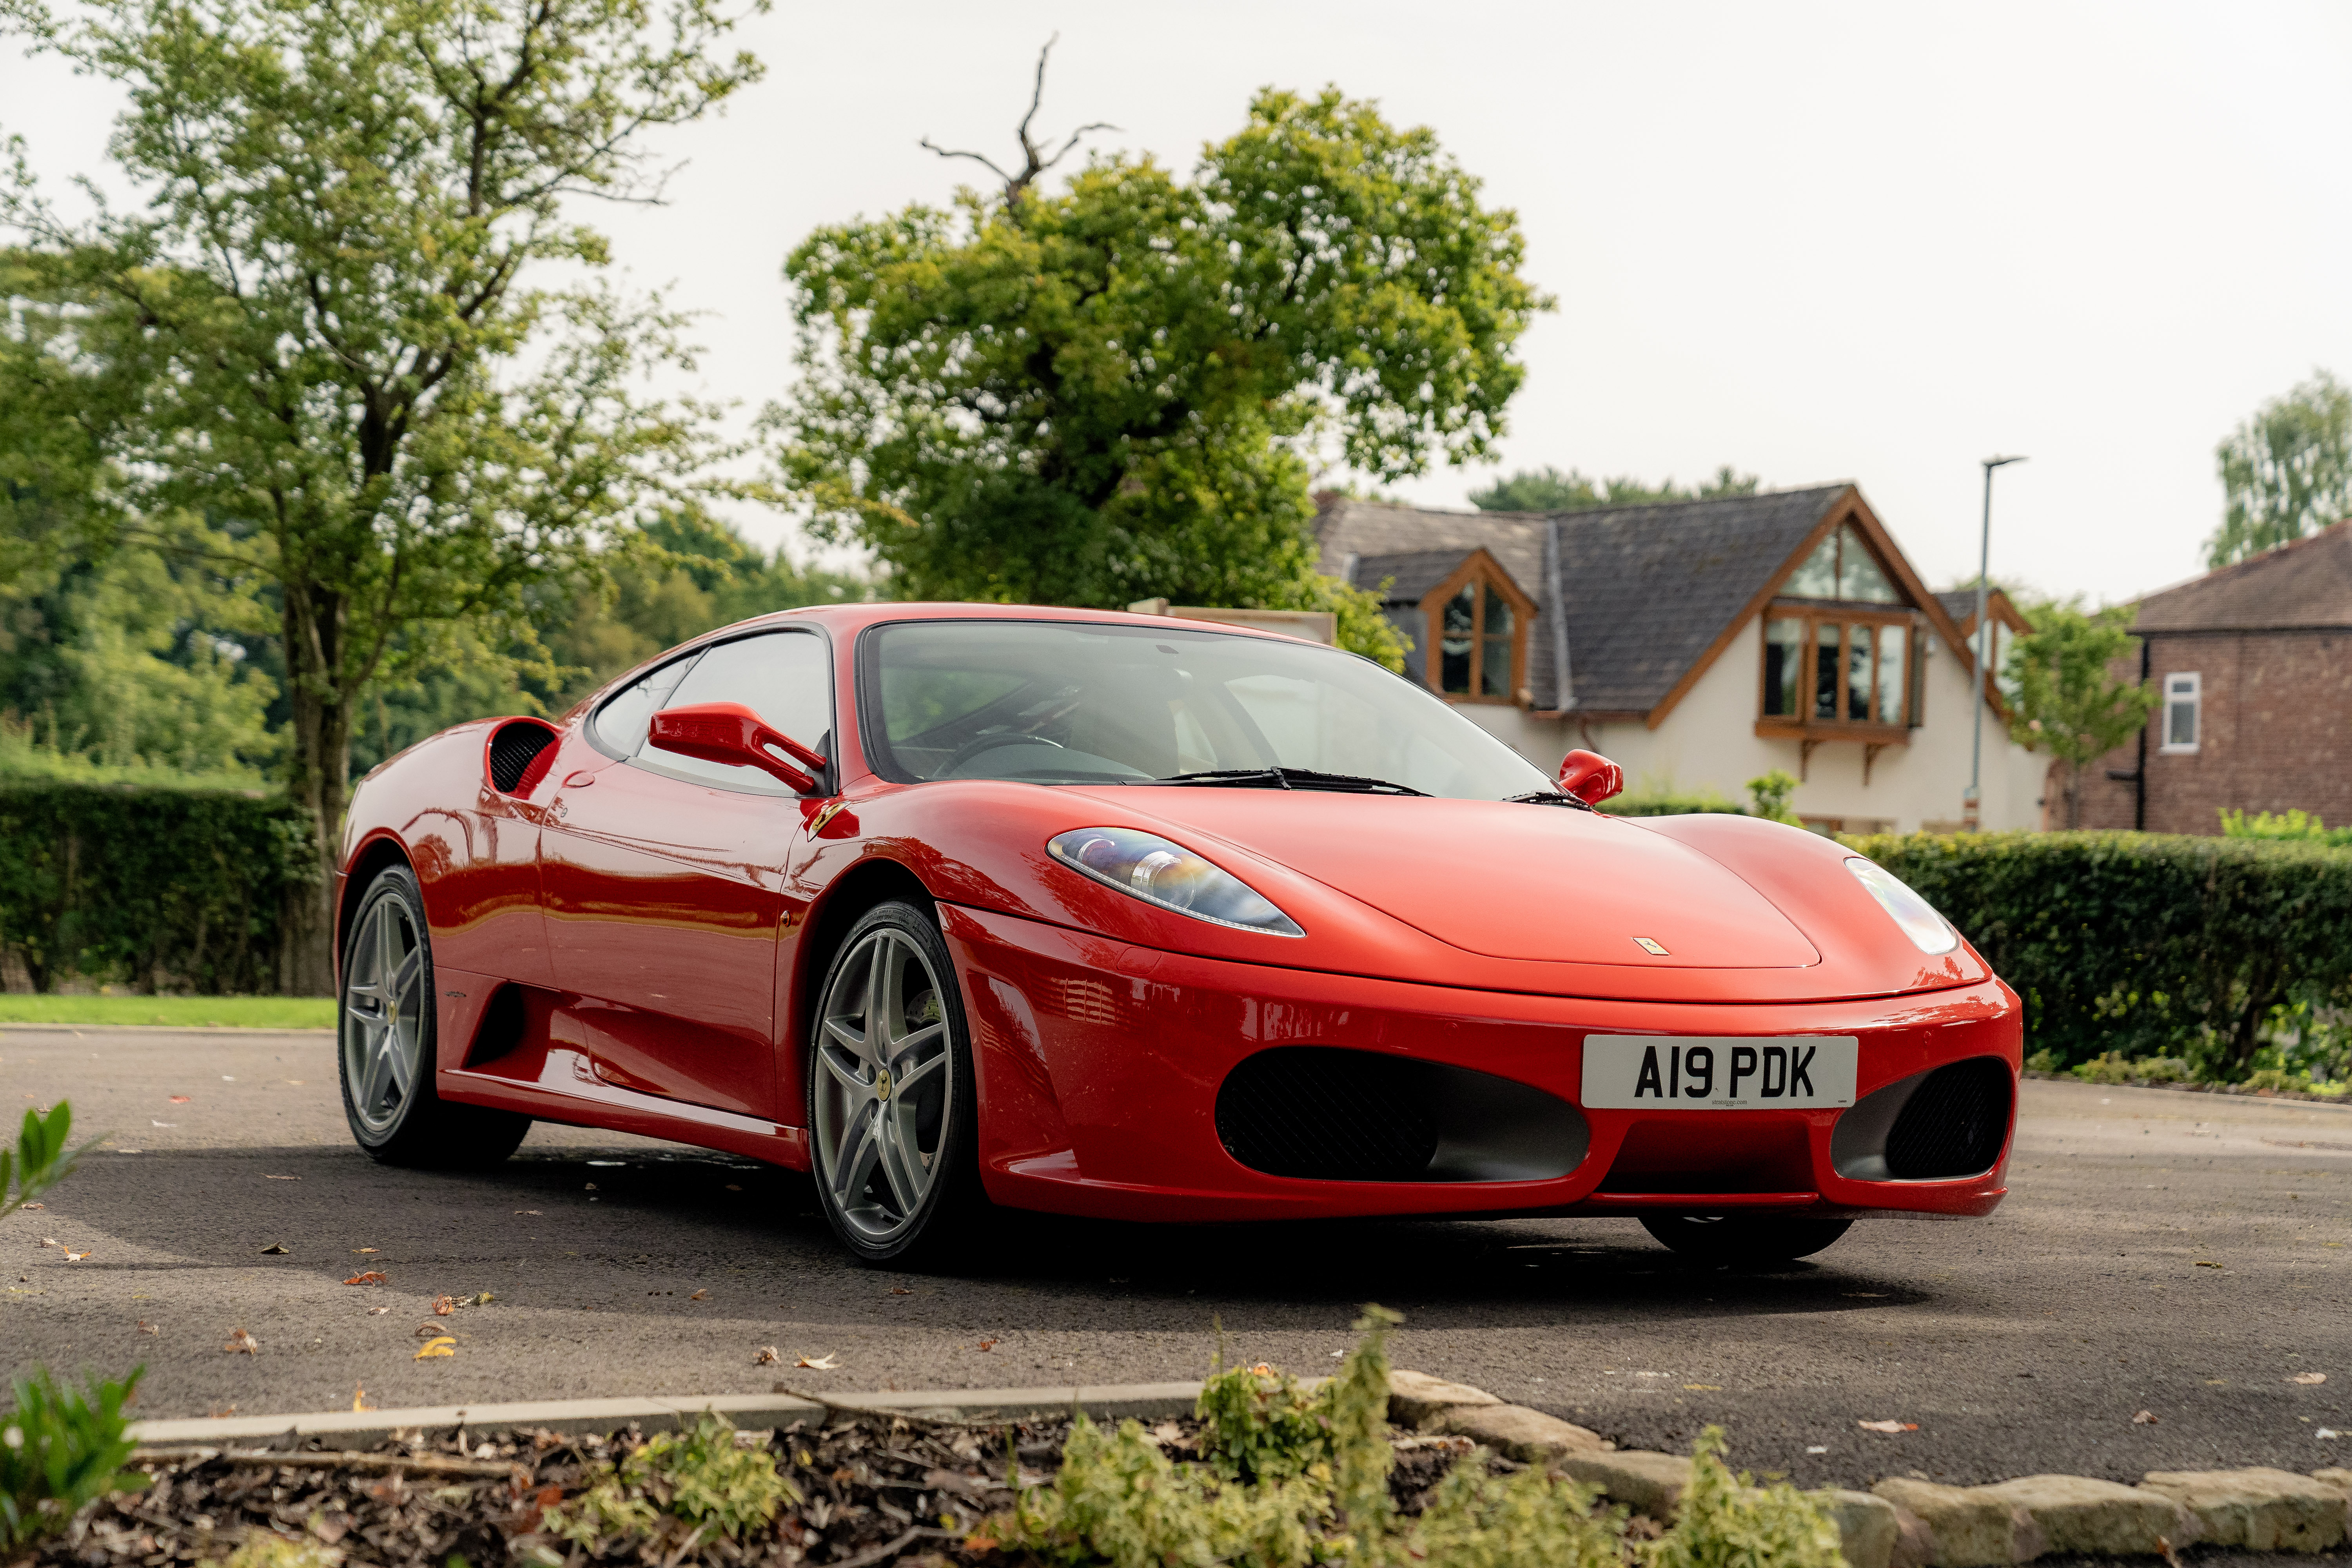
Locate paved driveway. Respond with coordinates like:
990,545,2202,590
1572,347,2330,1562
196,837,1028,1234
4,1025,2346,1490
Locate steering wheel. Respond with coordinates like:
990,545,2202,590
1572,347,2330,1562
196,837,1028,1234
940,731,1064,775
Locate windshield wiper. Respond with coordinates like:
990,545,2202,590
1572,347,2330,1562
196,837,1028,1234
1136,767,1429,797
1505,790,1597,812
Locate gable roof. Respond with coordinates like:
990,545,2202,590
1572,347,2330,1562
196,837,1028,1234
1935,586,2033,635
2132,520,2352,634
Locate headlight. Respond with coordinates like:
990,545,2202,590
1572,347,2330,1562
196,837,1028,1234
1047,828,1304,937
1844,858,1957,955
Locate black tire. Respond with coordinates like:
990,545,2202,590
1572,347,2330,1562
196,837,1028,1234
338,864,530,1168
806,899,988,1269
1641,1214,1853,1265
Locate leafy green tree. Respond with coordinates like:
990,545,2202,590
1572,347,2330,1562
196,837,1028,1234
0,0,767,988
2002,601,2159,829
2209,370,2352,566
1469,464,1759,513
773,73,1547,665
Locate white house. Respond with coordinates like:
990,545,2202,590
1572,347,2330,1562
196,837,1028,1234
1315,484,2047,833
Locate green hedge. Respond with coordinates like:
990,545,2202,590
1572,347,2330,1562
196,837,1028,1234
0,782,316,995
1845,830,2352,1076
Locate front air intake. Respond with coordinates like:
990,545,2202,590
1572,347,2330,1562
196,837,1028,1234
1214,1047,1589,1184
1884,1057,2012,1178
487,720,558,795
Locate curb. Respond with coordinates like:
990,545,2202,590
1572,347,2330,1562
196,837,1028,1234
2025,1068,2352,1109
127,1381,1208,1447
0,1021,335,1036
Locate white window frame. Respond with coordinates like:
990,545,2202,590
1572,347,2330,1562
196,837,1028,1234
2160,671,2201,755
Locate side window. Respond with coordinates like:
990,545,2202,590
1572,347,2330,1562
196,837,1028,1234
593,653,700,757
634,630,834,792
2161,672,2200,754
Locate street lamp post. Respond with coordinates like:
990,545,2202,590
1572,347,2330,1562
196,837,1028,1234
1965,455,2027,831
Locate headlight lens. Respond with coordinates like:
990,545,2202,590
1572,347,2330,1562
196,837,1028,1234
1844,857,1957,955
1047,828,1304,937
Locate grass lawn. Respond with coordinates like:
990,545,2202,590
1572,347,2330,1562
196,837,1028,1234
0,994,336,1029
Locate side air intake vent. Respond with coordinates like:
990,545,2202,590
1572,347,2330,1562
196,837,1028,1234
1830,1056,2013,1181
1214,1047,1588,1184
487,720,558,795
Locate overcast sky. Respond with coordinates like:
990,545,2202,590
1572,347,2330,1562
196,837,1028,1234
8,0,2349,603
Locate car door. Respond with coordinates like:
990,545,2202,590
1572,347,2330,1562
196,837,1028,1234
539,626,833,1118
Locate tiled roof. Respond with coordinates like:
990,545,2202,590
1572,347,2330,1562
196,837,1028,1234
1318,486,1851,712
2132,520,2352,633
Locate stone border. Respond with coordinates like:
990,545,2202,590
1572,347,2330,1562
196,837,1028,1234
0,1021,334,1036
2024,1067,2352,1108
129,1370,2352,1566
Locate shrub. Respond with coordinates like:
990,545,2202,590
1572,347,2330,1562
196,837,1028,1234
544,1413,799,1548
1408,1459,1622,1568
1745,770,1801,826
1646,1428,1843,1568
0,1367,146,1549
0,780,315,994
2220,808,2352,848
5,1103,89,1223
1846,830,2352,1077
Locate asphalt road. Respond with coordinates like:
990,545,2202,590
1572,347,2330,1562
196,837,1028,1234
4,1025,2347,1495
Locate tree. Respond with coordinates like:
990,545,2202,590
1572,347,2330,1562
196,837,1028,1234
1469,465,1759,513
2209,370,2352,567
2002,601,2159,829
1,0,766,987
773,66,1548,666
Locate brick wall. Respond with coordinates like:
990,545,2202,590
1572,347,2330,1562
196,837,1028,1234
2081,628,2352,834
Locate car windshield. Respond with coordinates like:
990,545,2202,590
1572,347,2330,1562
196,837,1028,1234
862,619,1559,801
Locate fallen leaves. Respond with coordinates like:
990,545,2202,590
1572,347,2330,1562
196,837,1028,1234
265,1174,300,1181
136,1321,158,1336
352,1247,378,1255
432,1294,456,1316
1683,1383,1722,1391
1857,1420,1917,1434
754,1347,780,1365
224,1328,260,1355
366,1307,390,1316
260,1242,290,1255
414,1336,456,1360
886,1286,914,1297
2193,1260,2223,1269
64,1249,90,1262
17,1202,38,1211
796,1353,838,1370
169,1095,190,1104
342,1271,387,1286
976,1339,999,1352
2133,1409,2160,1424
2291,1372,2328,1385
514,1210,541,1216
352,1385,373,1412
689,1289,708,1301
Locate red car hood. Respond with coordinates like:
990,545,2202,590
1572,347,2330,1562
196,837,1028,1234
1068,790,1819,969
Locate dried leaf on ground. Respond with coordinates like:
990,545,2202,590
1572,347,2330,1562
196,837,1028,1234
1857,1419,1917,1433
136,1321,158,1335
796,1353,838,1370
265,1174,300,1181
224,1328,260,1355
432,1294,456,1316
415,1336,456,1360
2194,1260,2223,1269
353,1247,378,1255
887,1287,913,1296
754,1346,780,1365
2290,1372,2327,1385
343,1271,387,1286
18,1202,39,1210
976,1339,998,1352
261,1243,290,1254
169,1095,190,1103
352,1385,372,1412
2133,1409,2160,1424
366,1307,390,1316
689,1289,708,1301
64,1249,90,1261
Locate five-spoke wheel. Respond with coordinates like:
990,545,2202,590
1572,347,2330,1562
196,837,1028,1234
809,901,982,1264
337,864,530,1167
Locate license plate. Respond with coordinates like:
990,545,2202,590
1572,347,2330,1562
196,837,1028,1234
1581,1035,1858,1110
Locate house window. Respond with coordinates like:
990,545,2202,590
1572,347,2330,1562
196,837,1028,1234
1761,613,1917,728
1435,579,1517,701
1781,523,1902,604
2161,673,2200,754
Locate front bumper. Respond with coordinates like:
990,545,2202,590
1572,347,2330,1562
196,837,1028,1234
942,904,2018,1224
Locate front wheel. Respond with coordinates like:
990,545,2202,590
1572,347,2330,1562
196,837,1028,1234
1641,1214,1853,1265
808,900,987,1268
339,864,530,1168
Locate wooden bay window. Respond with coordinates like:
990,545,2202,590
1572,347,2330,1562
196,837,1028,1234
1423,554,1535,705
1759,607,1921,739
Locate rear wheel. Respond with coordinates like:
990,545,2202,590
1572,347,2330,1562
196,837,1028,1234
1641,1214,1853,1265
808,900,987,1268
339,864,530,1168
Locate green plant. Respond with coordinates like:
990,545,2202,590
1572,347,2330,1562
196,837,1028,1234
0,1367,147,1549
2024,1048,2062,1074
2244,1067,2318,1094
1406,1457,1623,1568
1604,777,1744,818
2001,603,2160,829
1746,770,1800,826
1644,1428,1843,1568
4,1104,90,1223
1845,830,2352,1077
216,1533,340,1568
543,1413,799,1548
2220,808,2352,847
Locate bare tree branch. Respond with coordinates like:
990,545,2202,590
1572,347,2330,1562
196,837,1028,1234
919,34,1117,205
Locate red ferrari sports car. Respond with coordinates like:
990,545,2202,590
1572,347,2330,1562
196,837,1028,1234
336,603,2019,1267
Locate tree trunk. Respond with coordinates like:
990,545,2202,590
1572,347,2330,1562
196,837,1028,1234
278,583,350,998
2063,759,2085,829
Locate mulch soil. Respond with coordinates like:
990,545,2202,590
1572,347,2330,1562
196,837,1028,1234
26,1414,1496,1568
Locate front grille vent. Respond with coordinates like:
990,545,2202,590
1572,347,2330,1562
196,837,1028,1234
488,721,557,795
1884,1057,2011,1178
1217,1048,1438,1181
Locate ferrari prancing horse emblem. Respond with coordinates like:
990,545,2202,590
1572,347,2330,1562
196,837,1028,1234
1633,936,1670,956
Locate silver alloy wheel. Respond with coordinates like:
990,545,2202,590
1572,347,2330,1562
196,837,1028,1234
813,926,953,1244
341,893,427,1138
